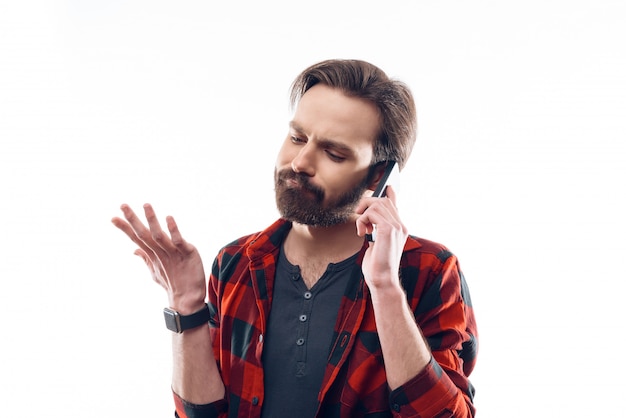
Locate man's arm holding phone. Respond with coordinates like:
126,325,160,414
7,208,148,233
356,177,432,388
356,165,475,416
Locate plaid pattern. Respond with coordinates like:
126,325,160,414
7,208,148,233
173,219,478,418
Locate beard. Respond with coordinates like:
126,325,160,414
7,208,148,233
274,167,375,227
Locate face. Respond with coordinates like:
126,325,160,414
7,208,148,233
275,84,381,227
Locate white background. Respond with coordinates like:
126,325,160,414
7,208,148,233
1,1,624,416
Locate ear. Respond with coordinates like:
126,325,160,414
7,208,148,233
367,161,391,191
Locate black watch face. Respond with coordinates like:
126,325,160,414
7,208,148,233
163,309,181,333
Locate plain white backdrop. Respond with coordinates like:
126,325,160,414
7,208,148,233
1,1,624,416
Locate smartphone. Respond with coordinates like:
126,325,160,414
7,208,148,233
366,161,399,242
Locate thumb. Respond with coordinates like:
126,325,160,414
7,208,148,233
134,249,151,266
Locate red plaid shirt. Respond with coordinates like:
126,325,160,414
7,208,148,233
174,219,478,418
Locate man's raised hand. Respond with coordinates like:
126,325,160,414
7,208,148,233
111,204,207,314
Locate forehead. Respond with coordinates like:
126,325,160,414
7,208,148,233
292,84,381,154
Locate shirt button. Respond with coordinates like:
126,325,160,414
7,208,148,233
292,274,299,281
392,403,401,412
296,338,305,346
299,314,307,322
304,291,312,299
252,396,259,406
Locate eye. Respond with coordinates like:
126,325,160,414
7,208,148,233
325,150,346,162
291,136,306,144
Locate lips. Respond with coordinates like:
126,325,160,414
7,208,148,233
285,178,301,188
279,171,306,190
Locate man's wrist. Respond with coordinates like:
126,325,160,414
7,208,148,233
369,282,406,306
168,293,207,315
164,303,210,333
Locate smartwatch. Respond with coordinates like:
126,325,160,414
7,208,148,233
163,304,210,333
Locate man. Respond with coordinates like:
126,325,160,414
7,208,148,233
112,59,478,417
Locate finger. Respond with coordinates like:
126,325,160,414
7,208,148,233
356,201,402,239
371,193,402,225
384,185,398,207
143,204,177,253
119,204,164,254
355,186,397,215
111,215,134,237
134,249,168,289
355,214,373,237
166,215,196,255
354,197,374,216
115,205,164,260
112,214,155,255
355,202,384,237
134,248,151,266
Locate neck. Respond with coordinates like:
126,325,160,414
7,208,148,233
285,217,364,261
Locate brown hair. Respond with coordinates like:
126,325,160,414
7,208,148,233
289,59,417,170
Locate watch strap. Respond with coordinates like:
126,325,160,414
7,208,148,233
163,304,210,333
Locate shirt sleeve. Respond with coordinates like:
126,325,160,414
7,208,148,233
388,356,474,417
172,390,228,418
391,247,478,417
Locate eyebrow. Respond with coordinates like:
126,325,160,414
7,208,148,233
289,121,356,156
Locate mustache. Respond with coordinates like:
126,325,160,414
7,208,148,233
276,169,324,199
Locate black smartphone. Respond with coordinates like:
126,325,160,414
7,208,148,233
366,161,399,242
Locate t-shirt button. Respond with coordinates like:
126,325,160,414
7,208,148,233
392,403,401,412
296,338,305,346
304,291,312,299
252,397,259,406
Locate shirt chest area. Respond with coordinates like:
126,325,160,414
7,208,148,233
263,249,357,373
259,249,359,416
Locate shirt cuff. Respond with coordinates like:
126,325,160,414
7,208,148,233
173,390,228,418
389,357,461,417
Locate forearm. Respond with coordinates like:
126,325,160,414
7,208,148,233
172,322,225,405
370,284,431,390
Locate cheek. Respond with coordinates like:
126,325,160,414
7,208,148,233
324,169,366,199
342,164,370,184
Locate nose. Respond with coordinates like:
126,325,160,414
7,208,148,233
291,144,315,176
